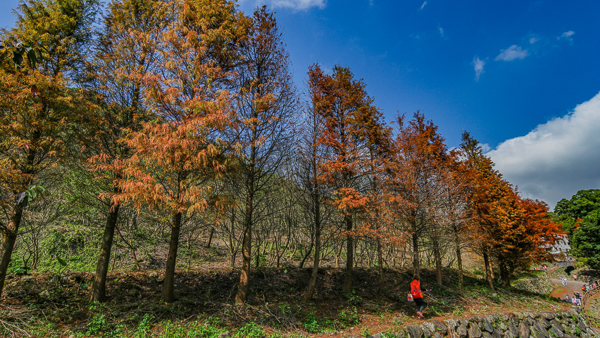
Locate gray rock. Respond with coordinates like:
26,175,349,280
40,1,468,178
569,324,578,335
421,325,432,338
432,320,448,335
550,326,565,338
509,321,519,337
586,328,599,337
484,319,494,333
499,314,510,321
407,325,424,338
531,329,548,338
542,313,556,321
394,317,405,325
577,320,587,332
515,313,525,320
551,320,564,330
368,334,382,338
492,328,504,338
504,331,515,338
468,323,483,338
445,319,458,332
518,321,530,338
217,332,229,338
487,315,499,323
422,322,435,333
532,321,549,337
458,324,468,338
434,333,442,338
538,318,552,329
483,332,492,338
499,320,508,331
397,328,411,338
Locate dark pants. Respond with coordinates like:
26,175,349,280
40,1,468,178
415,297,427,312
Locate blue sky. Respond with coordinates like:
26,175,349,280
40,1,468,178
2,0,599,207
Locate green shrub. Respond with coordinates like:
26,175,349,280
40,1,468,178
234,322,266,338
339,307,360,326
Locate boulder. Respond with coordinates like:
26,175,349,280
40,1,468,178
407,325,424,338
550,326,565,338
421,325,432,338
518,321,530,338
468,323,483,338
431,320,448,335
457,324,468,338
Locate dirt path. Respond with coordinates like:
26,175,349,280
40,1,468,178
549,278,587,299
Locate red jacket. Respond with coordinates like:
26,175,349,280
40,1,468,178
410,280,423,299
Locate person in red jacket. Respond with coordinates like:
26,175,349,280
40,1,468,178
409,276,430,318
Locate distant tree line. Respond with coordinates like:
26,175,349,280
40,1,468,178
0,0,564,304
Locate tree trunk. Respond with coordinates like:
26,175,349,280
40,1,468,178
499,262,511,287
162,212,182,303
235,188,254,304
483,249,495,290
342,215,353,294
0,202,25,301
412,229,420,279
377,239,384,293
206,227,214,248
432,226,443,286
305,197,321,302
453,225,464,289
235,216,252,303
90,203,121,302
298,240,313,269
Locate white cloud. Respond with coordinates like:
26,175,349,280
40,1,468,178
472,56,485,81
438,26,444,38
494,45,529,61
529,37,538,44
419,1,427,10
558,30,575,42
262,0,325,10
488,91,600,209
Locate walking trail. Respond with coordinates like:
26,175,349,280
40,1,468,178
549,278,588,299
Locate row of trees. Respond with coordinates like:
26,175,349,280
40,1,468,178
0,0,563,305
554,189,600,270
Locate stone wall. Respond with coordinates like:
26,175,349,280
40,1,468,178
373,309,599,338
512,274,555,295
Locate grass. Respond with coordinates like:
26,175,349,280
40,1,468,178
0,267,572,337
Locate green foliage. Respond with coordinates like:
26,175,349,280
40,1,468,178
344,289,362,306
554,189,600,239
338,306,360,326
304,312,322,333
159,318,225,338
134,314,154,338
571,210,600,269
86,302,108,336
7,258,28,275
233,322,266,338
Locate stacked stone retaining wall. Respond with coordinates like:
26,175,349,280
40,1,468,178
372,308,599,338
